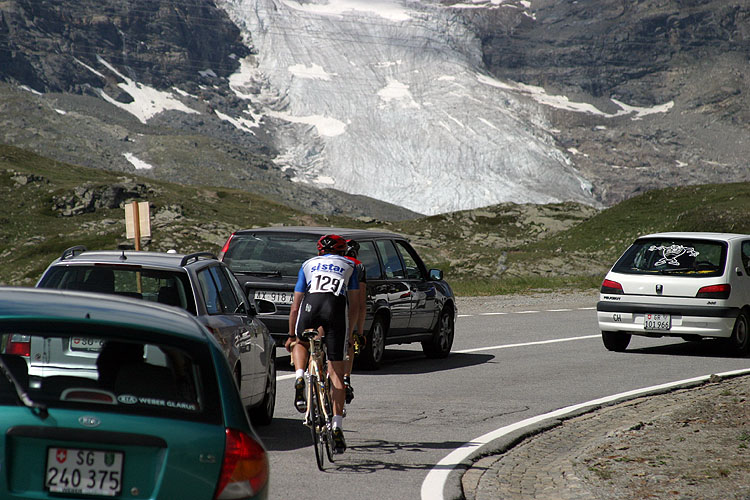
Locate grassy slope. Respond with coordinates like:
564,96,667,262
2,144,749,295
0,145,351,284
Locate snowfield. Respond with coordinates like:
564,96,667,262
214,0,669,215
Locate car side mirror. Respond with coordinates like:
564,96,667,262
254,298,277,315
737,266,744,277
429,269,443,281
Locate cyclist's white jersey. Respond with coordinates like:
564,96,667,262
294,254,359,296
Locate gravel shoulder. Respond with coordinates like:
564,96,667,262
455,290,600,316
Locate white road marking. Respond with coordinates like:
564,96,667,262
420,367,750,500
460,306,595,318
278,335,600,379
278,308,599,381
455,334,600,354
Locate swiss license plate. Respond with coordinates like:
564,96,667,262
70,337,105,352
45,447,123,497
255,290,294,305
644,313,671,331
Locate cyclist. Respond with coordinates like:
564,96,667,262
343,239,367,404
285,234,360,453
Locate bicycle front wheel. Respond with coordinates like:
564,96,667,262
308,375,326,471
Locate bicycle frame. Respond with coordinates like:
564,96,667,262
301,331,335,469
305,337,332,424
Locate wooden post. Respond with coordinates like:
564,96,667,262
132,201,141,252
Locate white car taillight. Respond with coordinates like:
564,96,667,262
5,334,31,357
696,284,731,299
600,279,623,294
214,428,269,500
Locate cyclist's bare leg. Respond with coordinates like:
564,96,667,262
328,359,347,417
291,341,309,372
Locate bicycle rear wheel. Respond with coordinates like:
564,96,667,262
308,375,325,471
323,376,335,462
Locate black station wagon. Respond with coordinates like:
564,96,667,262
219,227,457,369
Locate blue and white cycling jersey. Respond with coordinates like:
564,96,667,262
294,254,359,296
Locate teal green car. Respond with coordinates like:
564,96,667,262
0,288,269,499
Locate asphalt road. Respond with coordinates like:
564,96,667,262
254,295,750,500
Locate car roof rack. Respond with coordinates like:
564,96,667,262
180,252,218,267
60,245,88,261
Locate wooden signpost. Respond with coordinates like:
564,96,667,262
125,201,151,251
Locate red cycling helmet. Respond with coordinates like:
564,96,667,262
346,239,360,258
317,234,347,255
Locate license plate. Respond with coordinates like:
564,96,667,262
644,313,671,331
45,447,123,497
254,290,293,305
70,337,105,352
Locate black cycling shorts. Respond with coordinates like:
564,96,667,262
295,292,349,361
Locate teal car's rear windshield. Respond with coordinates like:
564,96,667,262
38,266,197,315
612,238,728,277
0,328,221,424
223,233,320,277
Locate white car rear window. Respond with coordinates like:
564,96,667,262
612,238,727,277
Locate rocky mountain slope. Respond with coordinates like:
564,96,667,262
1,0,748,216
0,0,418,220
457,0,750,205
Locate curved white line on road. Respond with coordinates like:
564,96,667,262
421,367,750,500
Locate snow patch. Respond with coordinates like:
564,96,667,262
477,73,673,119
289,63,336,80
268,111,347,137
281,0,412,21
18,85,43,96
378,78,419,108
78,56,200,124
215,110,257,135
123,153,154,170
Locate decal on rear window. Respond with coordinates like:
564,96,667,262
648,244,699,266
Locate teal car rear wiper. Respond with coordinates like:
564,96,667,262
0,358,48,420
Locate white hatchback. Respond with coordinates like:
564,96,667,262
597,232,750,354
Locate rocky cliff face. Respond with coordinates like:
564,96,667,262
1,0,248,93
455,0,750,204
0,0,419,220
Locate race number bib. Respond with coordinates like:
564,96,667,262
309,273,344,295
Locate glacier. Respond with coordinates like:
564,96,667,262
216,0,598,215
